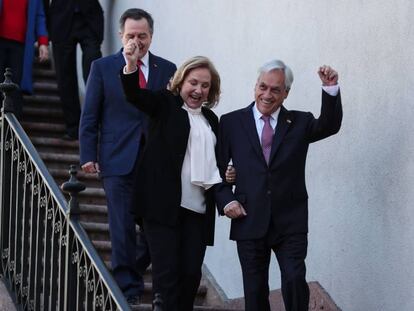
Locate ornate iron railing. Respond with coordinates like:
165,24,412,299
0,69,130,310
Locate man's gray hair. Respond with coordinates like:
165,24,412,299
258,59,294,91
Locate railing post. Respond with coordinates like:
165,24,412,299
61,164,85,219
153,293,163,311
60,165,85,310
0,68,18,277
0,68,18,114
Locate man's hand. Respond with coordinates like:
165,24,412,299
123,39,140,73
225,165,236,183
223,201,247,219
82,161,100,174
38,45,49,62
318,65,338,86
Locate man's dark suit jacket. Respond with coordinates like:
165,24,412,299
49,0,104,43
215,91,342,241
120,70,219,246
79,50,177,177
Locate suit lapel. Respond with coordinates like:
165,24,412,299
269,106,291,164
239,103,264,161
114,50,126,71
147,52,158,90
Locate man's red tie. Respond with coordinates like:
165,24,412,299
137,60,147,89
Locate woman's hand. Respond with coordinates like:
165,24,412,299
225,165,236,183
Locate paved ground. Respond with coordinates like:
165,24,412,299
0,278,16,311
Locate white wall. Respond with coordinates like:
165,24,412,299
100,1,414,310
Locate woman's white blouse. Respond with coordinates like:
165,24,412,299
180,104,222,214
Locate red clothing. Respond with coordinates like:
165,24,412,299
0,0,48,45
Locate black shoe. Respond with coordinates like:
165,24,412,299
61,133,78,141
126,295,141,306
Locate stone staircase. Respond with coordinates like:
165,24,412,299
20,59,237,311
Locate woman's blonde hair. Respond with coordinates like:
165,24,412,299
169,56,221,108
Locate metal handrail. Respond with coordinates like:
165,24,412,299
0,69,131,310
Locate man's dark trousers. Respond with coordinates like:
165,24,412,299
237,232,309,311
0,39,25,118
101,163,150,297
53,13,101,138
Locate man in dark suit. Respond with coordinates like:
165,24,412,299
49,0,104,140
79,8,176,305
215,59,342,311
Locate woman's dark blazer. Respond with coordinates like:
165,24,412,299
120,70,219,246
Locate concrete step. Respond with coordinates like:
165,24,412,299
23,94,61,106
79,203,108,214
82,221,140,232
81,221,141,240
91,240,111,261
79,187,106,198
22,106,64,124
102,260,152,276
22,106,63,117
81,221,111,241
33,67,56,79
29,136,80,156
137,282,208,305
78,187,107,205
33,57,52,69
78,204,108,223
32,81,59,94
81,221,110,232
21,121,66,133
36,144,79,158
130,304,236,311
39,151,80,164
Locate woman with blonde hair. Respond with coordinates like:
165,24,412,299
121,40,222,311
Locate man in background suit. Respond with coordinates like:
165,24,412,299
0,0,49,118
49,0,103,140
215,60,342,311
42,0,49,30
79,8,176,305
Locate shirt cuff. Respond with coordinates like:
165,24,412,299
322,84,339,96
123,65,138,74
37,36,49,46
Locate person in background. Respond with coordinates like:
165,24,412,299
215,59,342,311
79,8,176,306
48,0,103,140
0,0,49,118
42,0,49,30
121,46,222,310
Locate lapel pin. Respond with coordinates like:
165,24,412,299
286,119,292,124
154,64,158,67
